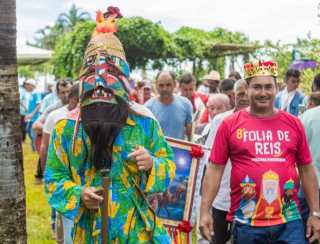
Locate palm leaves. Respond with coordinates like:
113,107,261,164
57,4,91,31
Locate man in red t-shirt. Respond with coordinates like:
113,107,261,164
199,61,320,243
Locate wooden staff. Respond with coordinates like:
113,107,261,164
100,168,110,244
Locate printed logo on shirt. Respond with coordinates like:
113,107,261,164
236,128,292,161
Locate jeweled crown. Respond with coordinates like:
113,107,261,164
244,61,278,79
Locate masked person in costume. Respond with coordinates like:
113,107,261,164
44,6,175,243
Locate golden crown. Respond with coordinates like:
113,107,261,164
244,61,278,79
262,170,279,181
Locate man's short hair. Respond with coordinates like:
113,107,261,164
179,72,195,85
285,69,300,82
312,74,320,91
220,79,235,92
234,79,247,93
69,83,80,99
155,70,176,81
310,91,320,106
228,71,241,80
207,93,230,108
56,78,73,93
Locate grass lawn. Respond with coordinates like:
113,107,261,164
24,140,55,244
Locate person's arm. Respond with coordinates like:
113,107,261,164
186,123,192,141
298,165,320,242
200,163,225,241
299,165,319,212
296,118,320,242
32,114,45,135
199,119,230,241
185,99,193,141
25,103,41,121
40,132,50,173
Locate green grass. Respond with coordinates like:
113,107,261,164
24,139,55,244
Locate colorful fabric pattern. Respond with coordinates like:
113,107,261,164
44,112,176,243
80,52,131,104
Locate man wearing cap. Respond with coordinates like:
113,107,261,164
200,61,320,243
198,70,221,94
137,80,153,104
44,6,175,243
19,79,36,141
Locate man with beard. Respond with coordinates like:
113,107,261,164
44,6,175,243
200,61,320,243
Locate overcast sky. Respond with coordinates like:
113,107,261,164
17,0,320,45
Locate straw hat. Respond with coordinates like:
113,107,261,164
202,70,220,81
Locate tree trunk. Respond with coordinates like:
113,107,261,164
0,0,27,243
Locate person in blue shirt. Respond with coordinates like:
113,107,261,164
19,79,36,141
145,71,193,140
274,69,304,116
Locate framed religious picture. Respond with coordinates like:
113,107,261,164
150,137,203,227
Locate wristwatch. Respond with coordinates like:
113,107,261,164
311,211,320,218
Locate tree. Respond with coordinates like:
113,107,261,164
52,17,173,78
172,26,252,78
56,4,91,31
30,4,91,50
261,37,320,94
28,24,65,50
0,0,27,243
52,21,95,78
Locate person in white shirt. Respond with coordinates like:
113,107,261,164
201,79,249,244
40,83,79,244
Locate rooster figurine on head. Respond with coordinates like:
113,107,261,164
95,6,123,35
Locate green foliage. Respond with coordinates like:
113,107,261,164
171,27,251,79
172,27,212,60
18,66,34,79
261,41,292,79
56,4,91,32
300,67,320,95
30,4,91,50
52,17,175,78
117,17,173,69
52,21,94,78
18,63,53,79
260,37,320,94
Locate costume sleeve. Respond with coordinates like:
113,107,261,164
145,119,176,194
44,120,83,220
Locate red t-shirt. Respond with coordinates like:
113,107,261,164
199,109,209,124
210,109,312,226
191,92,208,113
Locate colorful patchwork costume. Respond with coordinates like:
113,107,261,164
44,6,175,243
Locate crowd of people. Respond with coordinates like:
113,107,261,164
20,62,320,243
18,6,320,244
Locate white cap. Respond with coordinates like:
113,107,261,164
23,79,36,87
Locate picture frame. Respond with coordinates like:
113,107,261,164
151,137,202,227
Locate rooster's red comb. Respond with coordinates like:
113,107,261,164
106,6,122,18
